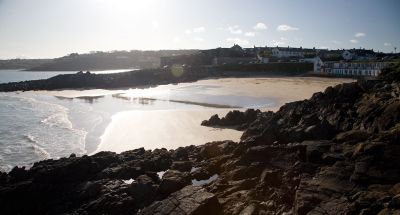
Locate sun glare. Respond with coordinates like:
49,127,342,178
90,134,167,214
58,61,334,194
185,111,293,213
98,0,160,18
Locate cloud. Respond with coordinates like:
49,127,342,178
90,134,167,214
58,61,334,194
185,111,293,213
193,37,204,42
185,27,205,34
244,32,256,37
280,37,287,41
276,24,299,31
354,32,366,38
350,39,359,44
228,25,242,34
254,22,267,30
331,40,340,44
226,37,249,46
384,42,392,46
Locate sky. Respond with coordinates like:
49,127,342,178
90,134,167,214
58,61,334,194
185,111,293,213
0,0,399,59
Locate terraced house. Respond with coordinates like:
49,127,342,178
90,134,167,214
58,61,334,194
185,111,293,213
323,61,391,76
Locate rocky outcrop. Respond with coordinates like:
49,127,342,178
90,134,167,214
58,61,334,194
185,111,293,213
138,185,221,215
1,63,400,214
201,109,264,130
0,66,214,92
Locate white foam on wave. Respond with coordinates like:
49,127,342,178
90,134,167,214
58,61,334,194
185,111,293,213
0,93,93,172
23,134,51,159
41,112,73,129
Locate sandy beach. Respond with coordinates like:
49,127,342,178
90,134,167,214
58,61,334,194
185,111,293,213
93,109,242,153
72,77,354,153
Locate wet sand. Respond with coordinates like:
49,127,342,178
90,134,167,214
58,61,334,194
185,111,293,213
93,109,241,153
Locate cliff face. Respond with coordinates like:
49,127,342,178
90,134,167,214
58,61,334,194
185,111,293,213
0,64,400,215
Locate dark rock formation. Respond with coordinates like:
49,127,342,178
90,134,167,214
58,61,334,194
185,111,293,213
138,185,221,215
1,63,400,214
201,109,264,130
0,66,214,92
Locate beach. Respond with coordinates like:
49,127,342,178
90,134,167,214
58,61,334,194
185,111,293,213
0,76,354,172
40,77,354,153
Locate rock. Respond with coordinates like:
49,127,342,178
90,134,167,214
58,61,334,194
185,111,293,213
200,142,223,158
335,130,370,143
129,175,158,209
171,161,192,172
259,168,281,187
239,203,258,215
159,170,190,195
303,140,332,163
304,119,337,140
96,164,144,180
1,67,400,215
0,67,214,92
201,109,261,130
228,165,263,181
139,185,221,215
377,208,400,215
391,183,400,195
389,194,400,209
201,114,220,126
8,166,29,182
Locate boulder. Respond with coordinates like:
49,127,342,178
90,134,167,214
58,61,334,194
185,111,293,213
139,185,221,215
259,168,282,187
389,194,400,209
129,175,158,209
200,142,223,159
170,161,192,172
159,170,190,195
335,130,370,143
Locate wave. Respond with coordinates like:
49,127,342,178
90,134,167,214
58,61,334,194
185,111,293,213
23,134,51,160
1,93,74,130
41,112,73,129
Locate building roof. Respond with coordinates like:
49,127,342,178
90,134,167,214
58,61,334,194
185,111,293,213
272,46,316,52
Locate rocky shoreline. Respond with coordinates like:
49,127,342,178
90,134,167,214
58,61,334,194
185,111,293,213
0,65,312,92
0,66,212,92
0,63,400,214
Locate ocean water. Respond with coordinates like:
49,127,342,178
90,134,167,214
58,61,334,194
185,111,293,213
0,69,134,84
0,70,276,172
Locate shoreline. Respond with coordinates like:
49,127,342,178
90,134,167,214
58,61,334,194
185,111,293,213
0,64,353,92
77,76,352,157
0,76,353,172
1,72,399,214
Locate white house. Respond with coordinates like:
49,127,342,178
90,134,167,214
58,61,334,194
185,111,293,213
271,47,305,58
257,53,269,63
323,61,390,76
302,57,324,72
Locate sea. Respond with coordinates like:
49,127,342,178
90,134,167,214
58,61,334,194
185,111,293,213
0,69,274,172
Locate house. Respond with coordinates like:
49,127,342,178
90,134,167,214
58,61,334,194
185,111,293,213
212,57,255,65
271,46,318,59
323,61,391,76
301,57,323,72
341,49,377,61
272,47,304,58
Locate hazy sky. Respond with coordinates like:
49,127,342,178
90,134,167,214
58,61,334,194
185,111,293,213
0,0,399,59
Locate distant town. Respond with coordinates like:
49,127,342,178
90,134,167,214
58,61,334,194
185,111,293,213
161,44,399,77
1,45,399,77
